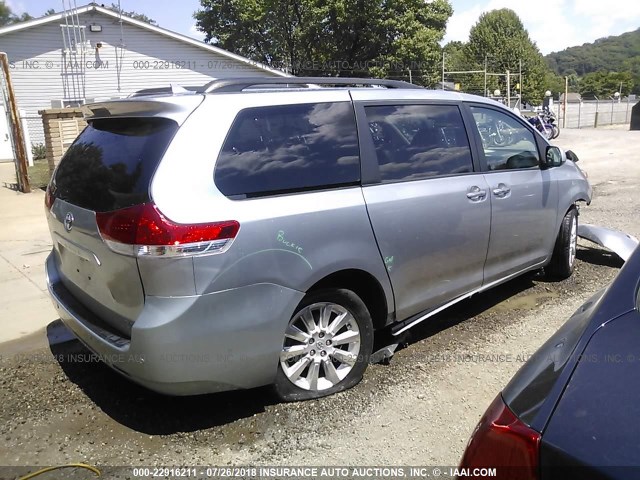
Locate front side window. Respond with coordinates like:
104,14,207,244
470,106,540,171
215,102,360,198
364,104,474,183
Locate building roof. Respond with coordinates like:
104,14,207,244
435,81,456,91
0,3,289,78
559,92,582,103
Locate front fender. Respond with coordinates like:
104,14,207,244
554,162,592,231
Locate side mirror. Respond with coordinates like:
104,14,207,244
565,150,579,162
544,146,564,168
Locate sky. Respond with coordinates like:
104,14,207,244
6,0,640,55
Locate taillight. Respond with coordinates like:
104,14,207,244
458,394,540,480
95,202,239,258
44,186,54,210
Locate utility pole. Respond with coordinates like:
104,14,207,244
506,70,511,107
408,69,412,84
441,52,445,90
0,52,30,193
484,56,487,97
563,76,568,129
519,59,522,104
619,81,623,102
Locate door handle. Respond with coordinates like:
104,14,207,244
466,186,487,201
492,183,511,197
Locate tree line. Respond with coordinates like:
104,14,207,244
0,2,155,27
195,0,453,83
195,3,554,103
546,28,640,97
2,0,633,103
195,2,638,102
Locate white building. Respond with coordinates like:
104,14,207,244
0,3,287,161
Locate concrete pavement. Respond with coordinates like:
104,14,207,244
0,162,57,343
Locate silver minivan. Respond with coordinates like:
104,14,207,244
45,78,592,400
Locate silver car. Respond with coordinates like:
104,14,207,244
44,77,592,400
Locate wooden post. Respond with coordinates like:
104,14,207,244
0,52,30,193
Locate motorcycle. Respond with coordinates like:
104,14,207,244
478,119,515,148
526,113,555,140
539,109,560,139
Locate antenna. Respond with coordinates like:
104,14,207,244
114,0,126,92
60,0,87,102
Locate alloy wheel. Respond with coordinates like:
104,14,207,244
569,215,578,267
280,302,361,391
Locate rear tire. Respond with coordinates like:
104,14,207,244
274,288,373,401
547,208,578,279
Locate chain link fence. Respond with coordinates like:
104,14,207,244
556,97,638,129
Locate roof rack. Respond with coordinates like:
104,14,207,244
199,77,422,93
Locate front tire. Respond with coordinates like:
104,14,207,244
547,208,578,279
274,288,374,401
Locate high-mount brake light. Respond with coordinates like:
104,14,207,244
95,202,239,258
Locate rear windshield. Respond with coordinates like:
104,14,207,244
51,117,178,212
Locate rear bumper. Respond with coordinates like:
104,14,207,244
46,253,305,395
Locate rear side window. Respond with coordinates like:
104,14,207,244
364,104,473,182
52,117,178,212
215,102,360,198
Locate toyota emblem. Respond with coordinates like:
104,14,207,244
64,212,74,232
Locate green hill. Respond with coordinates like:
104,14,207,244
545,28,640,80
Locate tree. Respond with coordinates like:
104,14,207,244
546,72,580,98
464,9,549,103
443,40,485,94
194,0,452,84
443,41,467,71
44,8,56,16
108,3,156,25
13,12,33,22
0,1,12,25
193,0,317,73
0,0,34,26
578,71,634,98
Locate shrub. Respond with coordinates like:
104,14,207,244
32,143,46,160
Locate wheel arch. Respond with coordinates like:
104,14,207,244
306,269,391,331
556,198,584,236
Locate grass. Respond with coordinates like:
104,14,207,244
28,159,51,190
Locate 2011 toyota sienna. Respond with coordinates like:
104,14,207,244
44,77,592,401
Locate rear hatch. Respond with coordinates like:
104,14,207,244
46,97,202,336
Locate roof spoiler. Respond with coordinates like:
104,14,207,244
129,83,202,98
82,95,204,125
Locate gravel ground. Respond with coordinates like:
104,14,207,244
1,126,639,471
